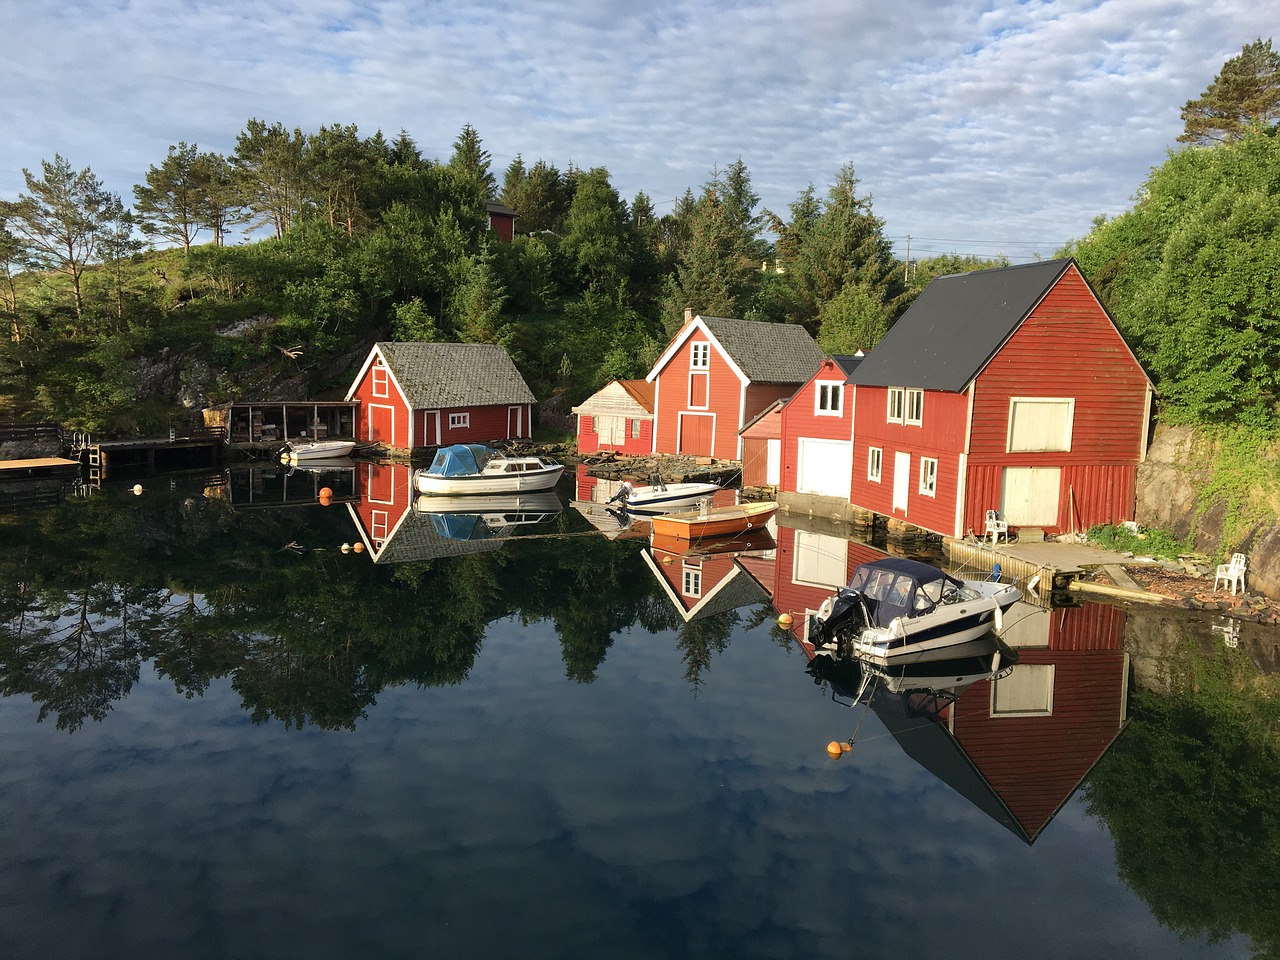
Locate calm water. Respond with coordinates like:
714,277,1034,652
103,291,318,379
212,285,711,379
0,464,1270,959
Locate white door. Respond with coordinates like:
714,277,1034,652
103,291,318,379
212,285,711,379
766,438,781,485
893,451,911,514
796,438,852,499
1001,467,1062,525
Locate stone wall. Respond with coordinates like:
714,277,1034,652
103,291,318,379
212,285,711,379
1136,424,1280,599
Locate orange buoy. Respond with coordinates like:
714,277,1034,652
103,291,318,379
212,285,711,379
776,612,793,628
352,542,364,553
318,486,333,499
662,556,674,565
841,742,852,753
318,494,333,507
826,741,844,759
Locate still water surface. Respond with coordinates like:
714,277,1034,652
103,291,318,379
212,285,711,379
0,465,1268,959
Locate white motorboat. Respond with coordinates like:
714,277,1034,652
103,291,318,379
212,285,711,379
606,477,724,514
280,438,357,462
414,444,564,495
808,557,1022,664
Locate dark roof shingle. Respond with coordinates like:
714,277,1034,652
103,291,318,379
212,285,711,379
377,342,536,407
700,316,826,383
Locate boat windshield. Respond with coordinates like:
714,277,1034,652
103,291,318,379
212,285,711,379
846,559,965,626
427,444,496,476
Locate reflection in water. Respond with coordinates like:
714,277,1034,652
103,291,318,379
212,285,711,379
0,473,1274,957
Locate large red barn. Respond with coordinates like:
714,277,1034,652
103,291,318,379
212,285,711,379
846,259,1153,539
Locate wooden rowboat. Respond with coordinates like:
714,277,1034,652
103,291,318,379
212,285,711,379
649,500,778,540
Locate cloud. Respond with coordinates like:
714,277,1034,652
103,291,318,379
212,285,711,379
0,0,1271,259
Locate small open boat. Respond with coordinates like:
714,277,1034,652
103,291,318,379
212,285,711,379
649,499,777,540
808,557,1022,664
415,444,564,495
280,438,357,462
649,527,775,559
606,477,723,514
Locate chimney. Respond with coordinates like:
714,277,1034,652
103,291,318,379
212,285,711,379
683,307,695,326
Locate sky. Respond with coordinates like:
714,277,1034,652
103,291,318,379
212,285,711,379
1,0,1271,262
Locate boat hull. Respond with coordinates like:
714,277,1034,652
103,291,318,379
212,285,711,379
415,465,564,495
649,501,777,540
611,482,723,514
283,440,357,461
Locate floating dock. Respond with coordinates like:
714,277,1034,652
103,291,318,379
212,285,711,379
945,537,1160,604
0,457,82,479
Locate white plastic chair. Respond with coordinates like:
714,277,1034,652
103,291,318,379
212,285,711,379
1214,553,1247,595
984,509,1008,547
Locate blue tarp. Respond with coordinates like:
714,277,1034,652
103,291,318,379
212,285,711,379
425,444,496,477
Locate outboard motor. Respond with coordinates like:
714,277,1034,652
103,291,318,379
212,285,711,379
808,588,871,657
606,480,634,505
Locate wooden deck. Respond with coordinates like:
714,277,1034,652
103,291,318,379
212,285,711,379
945,537,1159,603
0,457,81,478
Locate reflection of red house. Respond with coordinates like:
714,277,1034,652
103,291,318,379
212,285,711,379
647,312,824,460
767,524,887,642
878,602,1129,844
572,380,654,455
642,535,774,621
345,342,536,451
779,355,863,502
847,259,1153,537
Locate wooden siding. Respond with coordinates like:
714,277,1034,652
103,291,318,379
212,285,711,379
653,333,745,458
741,437,772,487
848,385,970,536
779,364,854,495
576,416,653,455
951,647,1128,842
970,268,1149,467
351,363,410,447
964,462,1137,536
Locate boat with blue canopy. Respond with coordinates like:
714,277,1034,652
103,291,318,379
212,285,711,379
414,444,564,495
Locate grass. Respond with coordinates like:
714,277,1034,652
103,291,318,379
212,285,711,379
1087,523,1191,561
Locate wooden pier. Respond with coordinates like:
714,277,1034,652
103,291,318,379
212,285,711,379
945,537,1156,604
71,431,223,482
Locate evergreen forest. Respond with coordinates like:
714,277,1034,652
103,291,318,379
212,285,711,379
0,39,1276,439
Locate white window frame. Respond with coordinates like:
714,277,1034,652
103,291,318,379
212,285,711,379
868,446,883,483
682,563,702,598
815,382,843,416
1006,397,1075,453
919,456,938,496
371,364,389,399
690,342,710,369
630,418,642,439
887,387,904,424
449,412,470,430
905,388,924,426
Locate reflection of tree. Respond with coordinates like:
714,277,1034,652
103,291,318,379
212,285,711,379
675,613,738,691
1084,634,1280,958
0,576,148,731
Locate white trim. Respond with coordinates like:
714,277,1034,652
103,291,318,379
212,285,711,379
919,456,938,497
814,381,844,416
650,376,661,452
954,452,968,538
646,316,748,385
893,451,910,514
677,411,717,458
887,386,904,424
868,446,883,483
508,405,523,438
1140,385,1153,462
687,371,710,410
448,411,471,430
964,382,975,455
904,387,923,426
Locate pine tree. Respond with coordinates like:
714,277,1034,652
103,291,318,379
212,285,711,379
1180,38,1280,145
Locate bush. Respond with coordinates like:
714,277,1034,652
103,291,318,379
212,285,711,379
1087,523,1190,560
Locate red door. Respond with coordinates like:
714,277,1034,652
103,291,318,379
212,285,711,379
678,414,714,456
367,403,395,444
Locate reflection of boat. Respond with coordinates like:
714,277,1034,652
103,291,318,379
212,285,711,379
607,477,724,514
649,500,777,540
413,491,561,516
570,501,649,539
281,438,357,462
650,527,775,559
414,444,564,495
808,557,1021,664
285,457,354,474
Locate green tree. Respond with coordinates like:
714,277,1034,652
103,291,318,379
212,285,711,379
306,123,376,237
133,142,209,252
815,281,890,354
0,154,123,321
560,167,632,294
1069,133,1280,426
447,123,497,199
231,119,308,239
1180,38,1280,145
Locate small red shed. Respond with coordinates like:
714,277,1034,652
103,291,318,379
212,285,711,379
485,201,517,243
647,312,825,460
345,341,537,451
739,399,784,489
846,259,1154,538
778,355,864,501
571,379,654,455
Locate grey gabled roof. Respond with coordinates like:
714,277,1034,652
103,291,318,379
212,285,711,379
377,342,536,408
849,259,1073,392
701,316,826,384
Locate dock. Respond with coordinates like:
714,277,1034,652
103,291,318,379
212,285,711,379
0,457,82,479
945,537,1164,604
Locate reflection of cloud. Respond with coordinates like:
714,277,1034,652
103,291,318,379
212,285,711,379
0,617,1236,958
0,1,1270,258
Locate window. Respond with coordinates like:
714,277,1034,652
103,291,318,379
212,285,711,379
868,446,883,482
919,457,937,496
449,412,470,429
372,364,389,399
690,342,710,368
682,564,702,598
630,418,643,439
887,387,904,423
1007,398,1074,452
816,382,843,416
905,388,923,426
